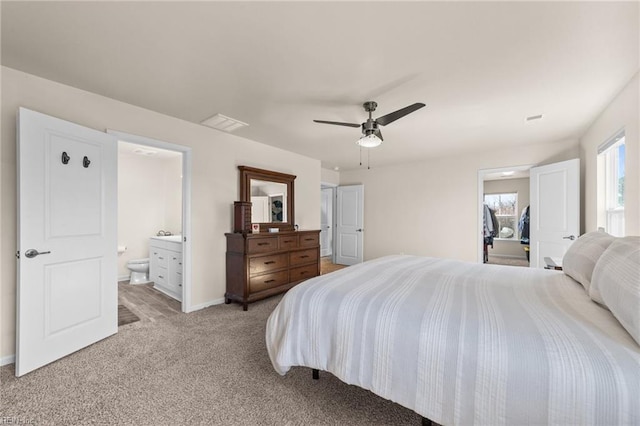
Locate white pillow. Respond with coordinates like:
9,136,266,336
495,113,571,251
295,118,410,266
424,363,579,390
590,236,640,345
562,231,615,292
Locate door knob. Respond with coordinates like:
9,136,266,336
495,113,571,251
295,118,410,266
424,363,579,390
24,249,51,258
356,229,363,232
563,235,576,240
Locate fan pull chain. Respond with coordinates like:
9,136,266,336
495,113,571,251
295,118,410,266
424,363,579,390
359,145,362,166
368,149,371,170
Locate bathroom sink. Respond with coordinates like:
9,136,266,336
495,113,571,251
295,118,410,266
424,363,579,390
151,235,182,242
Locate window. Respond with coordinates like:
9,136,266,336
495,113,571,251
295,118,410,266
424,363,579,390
598,131,625,237
484,192,518,240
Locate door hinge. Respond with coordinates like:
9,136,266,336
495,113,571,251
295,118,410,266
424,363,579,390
15,251,20,259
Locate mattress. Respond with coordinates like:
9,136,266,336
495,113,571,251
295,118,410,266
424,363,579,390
266,255,640,425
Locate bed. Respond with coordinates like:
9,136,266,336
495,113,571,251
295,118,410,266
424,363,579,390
266,234,640,425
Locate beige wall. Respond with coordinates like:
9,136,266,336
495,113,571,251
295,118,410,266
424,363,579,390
117,151,183,278
580,72,639,236
339,139,579,262
1,67,321,359
321,168,340,186
483,177,530,258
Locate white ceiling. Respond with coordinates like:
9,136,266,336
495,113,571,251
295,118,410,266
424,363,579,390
2,2,638,171
119,141,182,160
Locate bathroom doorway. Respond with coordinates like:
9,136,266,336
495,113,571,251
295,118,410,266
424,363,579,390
320,184,336,259
478,165,532,267
111,130,192,317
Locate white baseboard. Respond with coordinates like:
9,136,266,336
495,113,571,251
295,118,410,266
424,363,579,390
118,275,130,282
186,298,225,313
1,354,15,366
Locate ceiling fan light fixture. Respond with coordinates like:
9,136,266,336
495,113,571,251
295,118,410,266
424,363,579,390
356,134,383,148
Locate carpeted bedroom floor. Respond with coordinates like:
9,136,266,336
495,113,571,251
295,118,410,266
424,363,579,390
1,294,422,425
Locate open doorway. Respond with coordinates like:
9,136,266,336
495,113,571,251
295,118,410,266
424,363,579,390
478,165,532,267
319,183,364,270
320,183,343,274
321,184,335,258
110,130,192,322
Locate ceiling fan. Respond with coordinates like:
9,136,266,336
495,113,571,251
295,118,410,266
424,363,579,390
313,101,426,148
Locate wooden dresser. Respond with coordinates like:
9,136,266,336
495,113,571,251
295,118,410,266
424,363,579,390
225,230,321,310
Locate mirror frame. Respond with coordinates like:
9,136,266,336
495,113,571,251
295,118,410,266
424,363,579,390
239,166,296,232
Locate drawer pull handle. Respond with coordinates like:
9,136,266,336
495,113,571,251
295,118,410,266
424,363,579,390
265,279,275,283
305,238,314,241
264,261,276,265
258,242,269,246
300,255,309,259
159,257,164,260
179,263,182,266
284,240,292,243
158,275,164,279
172,257,177,260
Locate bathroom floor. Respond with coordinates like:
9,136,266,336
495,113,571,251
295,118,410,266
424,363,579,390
118,281,182,323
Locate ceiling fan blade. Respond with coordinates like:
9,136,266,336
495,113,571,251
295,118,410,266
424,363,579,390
374,128,383,141
313,120,361,128
375,103,426,126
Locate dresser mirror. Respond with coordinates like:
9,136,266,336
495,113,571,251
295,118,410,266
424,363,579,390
239,166,295,231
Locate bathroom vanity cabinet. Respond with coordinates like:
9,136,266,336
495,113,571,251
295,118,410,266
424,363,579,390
149,237,183,301
225,230,320,310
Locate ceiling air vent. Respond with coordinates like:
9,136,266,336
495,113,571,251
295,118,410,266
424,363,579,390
201,113,248,132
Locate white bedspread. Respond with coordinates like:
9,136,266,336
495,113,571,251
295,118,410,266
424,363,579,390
266,255,640,426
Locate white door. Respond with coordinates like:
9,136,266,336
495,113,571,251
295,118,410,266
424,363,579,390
16,108,118,376
320,187,333,257
335,185,364,265
251,196,269,223
529,158,580,268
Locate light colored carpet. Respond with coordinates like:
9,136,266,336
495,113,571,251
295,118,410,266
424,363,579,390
1,295,421,425
486,256,530,267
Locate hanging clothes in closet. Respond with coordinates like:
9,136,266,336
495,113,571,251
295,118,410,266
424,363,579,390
519,205,530,245
518,205,530,261
483,204,499,263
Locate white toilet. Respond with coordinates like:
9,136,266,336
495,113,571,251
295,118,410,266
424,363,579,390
127,258,150,284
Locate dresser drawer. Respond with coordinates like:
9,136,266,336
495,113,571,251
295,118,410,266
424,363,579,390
278,235,298,250
247,237,278,254
290,248,318,266
290,264,319,282
249,253,288,275
249,270,289,293
299,233,319,247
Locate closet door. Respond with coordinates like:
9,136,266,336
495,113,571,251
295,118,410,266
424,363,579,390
529,159,580,268
335,185,364,265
